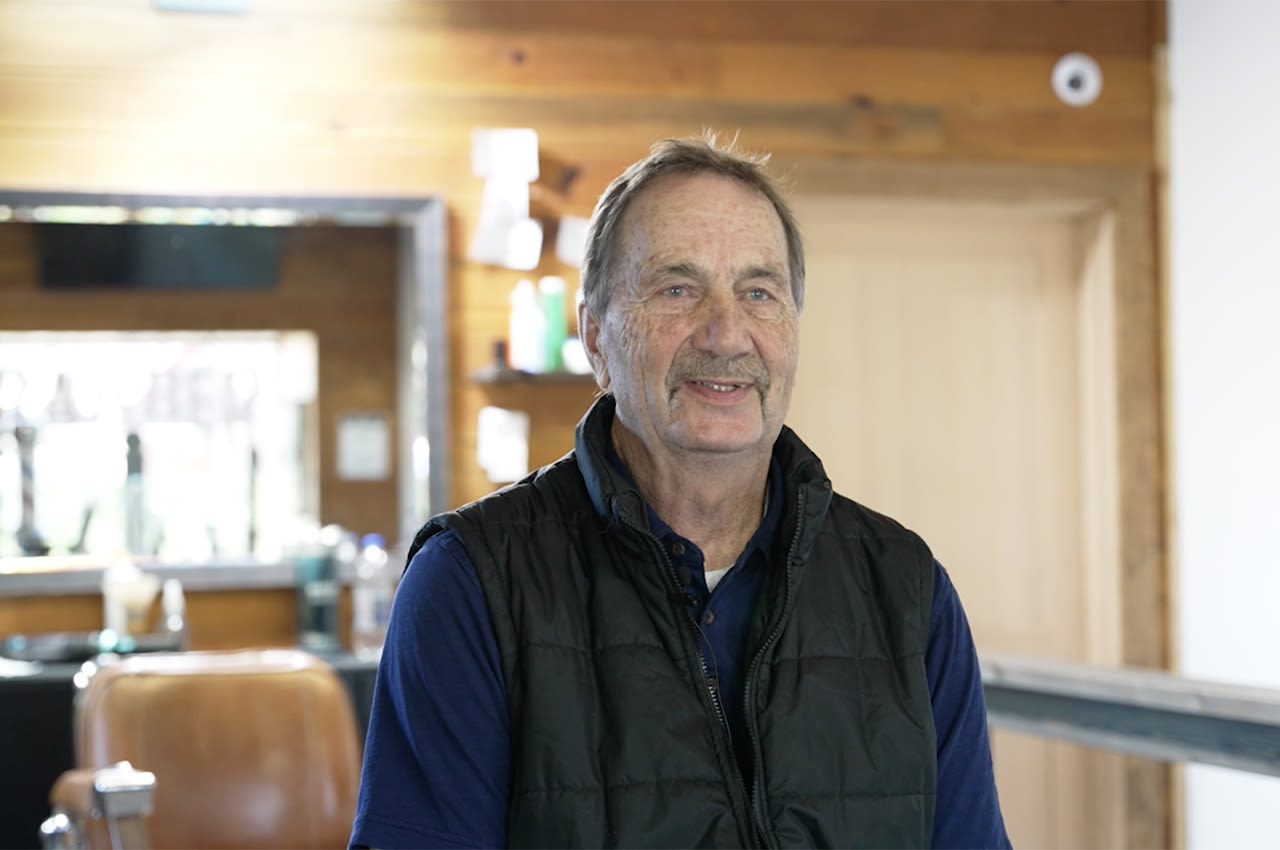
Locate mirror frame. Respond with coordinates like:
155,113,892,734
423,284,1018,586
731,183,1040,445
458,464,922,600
0,189,450,540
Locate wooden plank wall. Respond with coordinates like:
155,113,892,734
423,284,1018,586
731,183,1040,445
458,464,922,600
0,0,1162,513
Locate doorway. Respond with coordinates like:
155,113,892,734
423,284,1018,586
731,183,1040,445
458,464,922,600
778,159,1166,849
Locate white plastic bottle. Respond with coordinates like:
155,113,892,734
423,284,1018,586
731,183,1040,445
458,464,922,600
350,533,395,660
161,578,191,651
508,278,546,373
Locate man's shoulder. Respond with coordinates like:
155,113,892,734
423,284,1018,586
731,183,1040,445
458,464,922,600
455,452,593,527
406,452,597,568
817,492,938,610
825,490,932,551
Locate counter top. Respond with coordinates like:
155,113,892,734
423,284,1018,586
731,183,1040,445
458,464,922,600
0,556,330,596
0,648,378,683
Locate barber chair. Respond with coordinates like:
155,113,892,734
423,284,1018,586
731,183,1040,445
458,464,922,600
40,649,362,850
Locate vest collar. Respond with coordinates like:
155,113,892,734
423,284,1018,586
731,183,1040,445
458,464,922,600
574,394,834,549
574,394,648,529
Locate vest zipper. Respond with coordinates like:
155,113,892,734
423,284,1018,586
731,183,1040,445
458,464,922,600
650,536,756,847
743,487,806,850
689,606,730,733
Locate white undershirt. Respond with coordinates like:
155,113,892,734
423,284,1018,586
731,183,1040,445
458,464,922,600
704,566,733,593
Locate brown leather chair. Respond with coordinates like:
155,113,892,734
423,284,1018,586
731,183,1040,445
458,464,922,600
42,649,362,850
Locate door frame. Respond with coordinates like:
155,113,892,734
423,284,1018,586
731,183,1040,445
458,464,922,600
775,157,1167,848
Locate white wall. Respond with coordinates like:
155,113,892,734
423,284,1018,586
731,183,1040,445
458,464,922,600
1169,0,1280,845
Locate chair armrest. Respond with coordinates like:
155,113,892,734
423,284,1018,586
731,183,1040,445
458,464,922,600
45,763,156,850
49,769,98,821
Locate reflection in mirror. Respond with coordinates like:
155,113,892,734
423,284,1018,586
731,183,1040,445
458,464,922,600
0,331,318,562
0,190,450,564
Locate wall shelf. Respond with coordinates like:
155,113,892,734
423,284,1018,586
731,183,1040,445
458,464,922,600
471,366,596,385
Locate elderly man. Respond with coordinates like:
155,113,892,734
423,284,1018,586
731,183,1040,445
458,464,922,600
350,135,1011,849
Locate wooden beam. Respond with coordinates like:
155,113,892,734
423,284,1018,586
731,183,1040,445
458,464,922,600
243,0,1163,56
0,36,1153,110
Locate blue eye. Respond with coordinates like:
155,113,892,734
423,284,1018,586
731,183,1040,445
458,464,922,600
745,287,771,301
662,285,687,297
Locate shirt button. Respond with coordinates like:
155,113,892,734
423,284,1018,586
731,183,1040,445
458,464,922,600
670,541,685,556
702,609,715,626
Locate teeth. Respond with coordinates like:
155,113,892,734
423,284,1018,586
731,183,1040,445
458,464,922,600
703,381,738,392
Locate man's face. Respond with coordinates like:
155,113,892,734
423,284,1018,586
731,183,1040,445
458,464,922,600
582,172,800,461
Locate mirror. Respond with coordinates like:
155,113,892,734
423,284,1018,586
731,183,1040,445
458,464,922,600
0,190,448,562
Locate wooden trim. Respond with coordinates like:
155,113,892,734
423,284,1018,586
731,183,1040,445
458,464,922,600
1152,40,1182,850
0,189,434,222
1079,210,1123,669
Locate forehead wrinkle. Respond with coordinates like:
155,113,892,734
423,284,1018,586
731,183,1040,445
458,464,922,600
616,173,789,296
645,256,786,287
650,260,706,282
738,263,788,286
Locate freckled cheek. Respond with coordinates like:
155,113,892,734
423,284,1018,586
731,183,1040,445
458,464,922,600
605,316,671,391
625,313,684,355
761,320,800,379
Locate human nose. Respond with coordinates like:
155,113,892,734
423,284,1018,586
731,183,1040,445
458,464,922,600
692,289,752,354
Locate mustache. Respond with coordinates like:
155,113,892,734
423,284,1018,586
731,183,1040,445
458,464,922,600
667,351,770,394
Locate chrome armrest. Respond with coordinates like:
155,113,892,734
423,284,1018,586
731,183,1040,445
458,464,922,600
44,761,156,850
40,811,79,850
92,762,156,820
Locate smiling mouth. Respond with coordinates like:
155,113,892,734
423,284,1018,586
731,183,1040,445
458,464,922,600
692,380,751,393
668,352,770,398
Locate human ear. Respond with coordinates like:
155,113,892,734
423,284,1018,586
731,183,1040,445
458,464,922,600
580,302,610,390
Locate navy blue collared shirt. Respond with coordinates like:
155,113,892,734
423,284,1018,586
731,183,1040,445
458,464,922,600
637,456,784,782
351,461,1010,849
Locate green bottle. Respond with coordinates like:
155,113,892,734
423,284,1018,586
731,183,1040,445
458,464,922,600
538,276,568,372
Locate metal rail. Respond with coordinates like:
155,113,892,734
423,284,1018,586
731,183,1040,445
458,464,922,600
981,653,1280,777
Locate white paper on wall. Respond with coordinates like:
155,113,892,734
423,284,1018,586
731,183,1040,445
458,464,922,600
469,177,546,271
476,405,530,483
471,128,540,182
555,215,590,268
336,411,391,481
468,128,543,270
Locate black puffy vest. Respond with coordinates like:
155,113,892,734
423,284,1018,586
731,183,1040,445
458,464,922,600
410,395,937,848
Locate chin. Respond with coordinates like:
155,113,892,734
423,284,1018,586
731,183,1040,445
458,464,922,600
673,425,766,455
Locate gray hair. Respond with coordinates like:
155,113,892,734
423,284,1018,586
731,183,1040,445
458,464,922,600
578,133,806,319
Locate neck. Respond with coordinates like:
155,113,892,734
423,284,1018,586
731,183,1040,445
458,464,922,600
611,419,770,569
